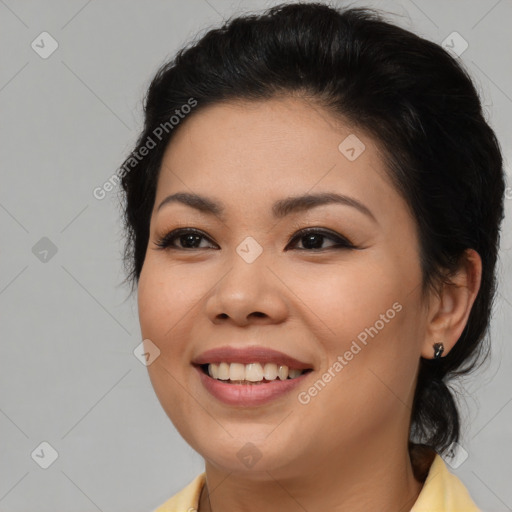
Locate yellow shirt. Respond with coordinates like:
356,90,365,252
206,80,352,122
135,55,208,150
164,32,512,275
153,454,480,511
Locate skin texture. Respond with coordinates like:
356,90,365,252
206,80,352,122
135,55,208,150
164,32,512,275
137,97,482,512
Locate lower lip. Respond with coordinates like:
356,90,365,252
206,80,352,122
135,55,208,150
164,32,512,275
194,365,312,406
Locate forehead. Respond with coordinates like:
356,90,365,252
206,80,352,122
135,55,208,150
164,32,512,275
155,97,402,221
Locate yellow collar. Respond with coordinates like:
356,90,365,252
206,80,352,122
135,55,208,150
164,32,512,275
411,454,480,511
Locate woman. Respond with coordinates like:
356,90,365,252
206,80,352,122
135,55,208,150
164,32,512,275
118,3,505,511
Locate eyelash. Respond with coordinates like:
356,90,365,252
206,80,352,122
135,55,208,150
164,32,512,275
153,226,356,252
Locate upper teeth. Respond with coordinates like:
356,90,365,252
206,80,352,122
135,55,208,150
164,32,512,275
208,362,305,381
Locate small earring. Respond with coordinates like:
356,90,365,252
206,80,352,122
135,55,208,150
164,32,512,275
433,342,444,359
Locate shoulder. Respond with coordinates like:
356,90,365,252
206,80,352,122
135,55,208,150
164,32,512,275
151,472,206,512
411,454,481,512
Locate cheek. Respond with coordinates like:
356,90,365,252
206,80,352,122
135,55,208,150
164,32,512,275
292,254,420,419
138,272,168,345
138,258,201,342
137,261,197,432
289,254,405,348
137,260,193,386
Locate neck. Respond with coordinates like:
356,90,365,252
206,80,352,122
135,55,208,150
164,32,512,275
198,441,425,512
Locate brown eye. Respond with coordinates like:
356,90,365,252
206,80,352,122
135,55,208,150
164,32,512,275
286,228,355,251
154,228,218,250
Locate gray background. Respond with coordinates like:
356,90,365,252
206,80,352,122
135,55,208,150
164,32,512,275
1,0,511,511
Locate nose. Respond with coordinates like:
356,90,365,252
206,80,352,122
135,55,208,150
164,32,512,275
204,251,289,327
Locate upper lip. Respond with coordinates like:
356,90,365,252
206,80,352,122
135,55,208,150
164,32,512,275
192,346,314,370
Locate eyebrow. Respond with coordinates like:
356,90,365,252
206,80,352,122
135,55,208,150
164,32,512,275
156,191,377,223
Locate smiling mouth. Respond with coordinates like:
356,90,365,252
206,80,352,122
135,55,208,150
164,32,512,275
198,363,314,384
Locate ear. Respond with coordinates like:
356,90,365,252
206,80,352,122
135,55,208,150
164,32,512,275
420,249,482,359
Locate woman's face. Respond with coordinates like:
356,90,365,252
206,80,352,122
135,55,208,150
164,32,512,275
138,97,430,477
